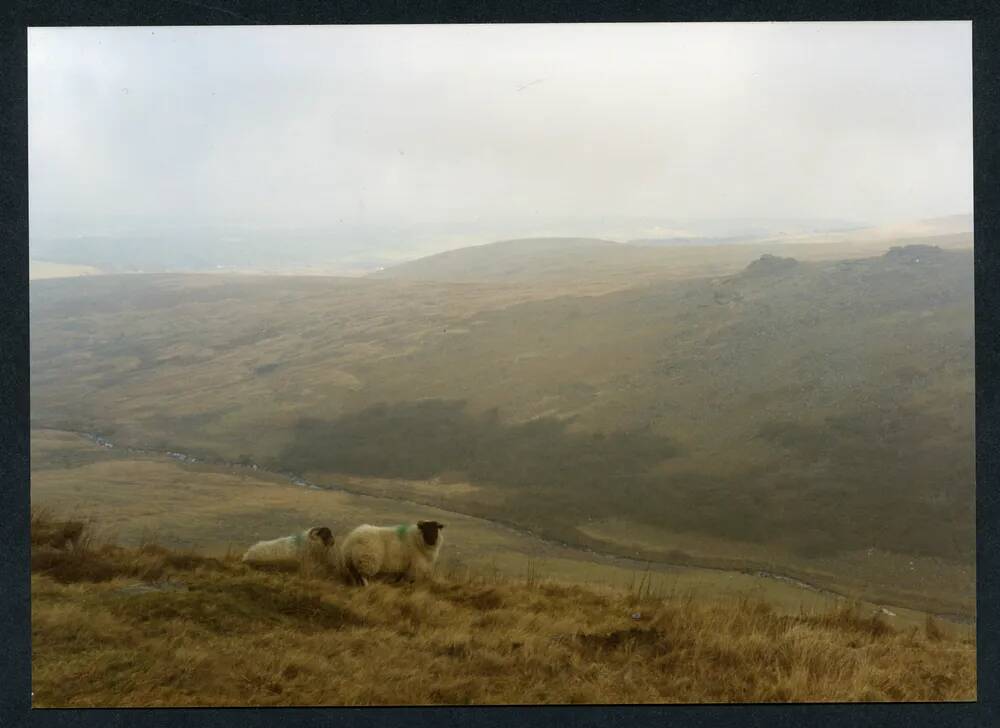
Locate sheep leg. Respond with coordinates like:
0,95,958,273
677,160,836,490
406,564,426,583
347,561,368,586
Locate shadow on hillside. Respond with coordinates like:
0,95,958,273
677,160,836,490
279,398,679,492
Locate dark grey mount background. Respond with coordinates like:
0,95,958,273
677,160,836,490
2,2,998,728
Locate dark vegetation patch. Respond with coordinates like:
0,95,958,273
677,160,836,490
254,362,281,376
32,546,122,583
280,399,677,492
742,254,800,276
753,402,974,560
276,387,973,563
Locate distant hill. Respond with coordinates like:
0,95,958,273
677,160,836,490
369,229,971,291
369,237,623,283
627,236,748,247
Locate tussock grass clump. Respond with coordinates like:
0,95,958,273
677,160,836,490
31,512,975,707
30,525,228,585
31,507,87,550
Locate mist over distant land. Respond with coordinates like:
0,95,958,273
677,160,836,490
28,23,971,274
29,215,885,275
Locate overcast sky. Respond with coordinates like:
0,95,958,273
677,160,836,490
29,22,972,253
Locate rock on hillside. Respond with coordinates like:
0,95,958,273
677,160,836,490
741,253,800,276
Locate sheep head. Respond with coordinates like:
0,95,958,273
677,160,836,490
308,526,334,547
416,520,445,546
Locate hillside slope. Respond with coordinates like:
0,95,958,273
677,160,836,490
370,234,731,292
370,237,622,282
31,514,975,706
371,231,971,287
29,246,975,614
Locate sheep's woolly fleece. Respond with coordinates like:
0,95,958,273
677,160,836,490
338,521,445,585
242,527,334,564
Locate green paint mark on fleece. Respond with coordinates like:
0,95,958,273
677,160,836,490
395,524,410,540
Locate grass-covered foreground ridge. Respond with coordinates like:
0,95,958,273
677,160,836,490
31,513,975,706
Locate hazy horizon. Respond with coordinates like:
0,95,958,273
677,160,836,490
29,22,972,268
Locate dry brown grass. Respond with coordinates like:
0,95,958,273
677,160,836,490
30,512,975,707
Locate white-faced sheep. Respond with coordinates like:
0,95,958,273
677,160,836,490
338,520,445,586
241,526,335,566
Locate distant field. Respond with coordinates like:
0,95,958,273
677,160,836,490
29,259,104,280
30,428,971,631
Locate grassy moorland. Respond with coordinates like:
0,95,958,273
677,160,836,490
30,512,975,707
36,427,975,628
30,428,971,621
29,239,975,618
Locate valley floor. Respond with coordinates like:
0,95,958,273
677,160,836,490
30,428,975,625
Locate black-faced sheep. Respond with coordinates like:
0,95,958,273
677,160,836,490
242,526,334,566
338,520,445,586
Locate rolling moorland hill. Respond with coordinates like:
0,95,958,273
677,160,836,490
368,237,623,283
371,222,971,287
30,513,975,706
29,243,974,615
365,234,975,313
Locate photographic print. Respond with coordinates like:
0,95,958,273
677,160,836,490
28,21,974,706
